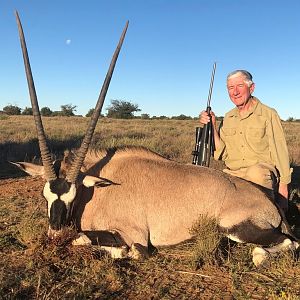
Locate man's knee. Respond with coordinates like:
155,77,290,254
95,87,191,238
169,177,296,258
244,163,278,189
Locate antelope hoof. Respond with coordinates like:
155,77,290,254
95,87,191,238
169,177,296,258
252,247,269,267
128,243,149,260
72,233,92,246
290,241,299,251
100,246,129,259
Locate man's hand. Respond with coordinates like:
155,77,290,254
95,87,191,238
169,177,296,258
278,183,289,212
199,110,221,150
199,110,216,127
279,183,288,199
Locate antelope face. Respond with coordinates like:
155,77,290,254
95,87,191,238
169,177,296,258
43,179,77,238
15,11,128,240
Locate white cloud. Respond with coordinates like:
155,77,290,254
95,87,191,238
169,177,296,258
66,39,71,45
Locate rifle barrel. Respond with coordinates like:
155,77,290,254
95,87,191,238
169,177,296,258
207,62,217,109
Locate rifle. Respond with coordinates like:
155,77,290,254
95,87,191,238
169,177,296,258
192,62,216,167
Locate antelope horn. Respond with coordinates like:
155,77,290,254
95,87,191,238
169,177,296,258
15,11,57,181
66,21,129,183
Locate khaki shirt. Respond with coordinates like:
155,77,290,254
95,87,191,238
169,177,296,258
214,97,291,184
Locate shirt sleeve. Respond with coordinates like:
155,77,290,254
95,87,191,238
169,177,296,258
267,110,292,184
213,126,228,161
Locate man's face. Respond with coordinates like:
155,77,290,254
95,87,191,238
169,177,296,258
227,74,255,108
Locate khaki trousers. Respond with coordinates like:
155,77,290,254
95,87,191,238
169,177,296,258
223,163,278,190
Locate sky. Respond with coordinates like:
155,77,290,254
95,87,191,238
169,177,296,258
0,0,300,119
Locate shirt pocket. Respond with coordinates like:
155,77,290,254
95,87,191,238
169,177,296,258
248,127,266,139
222,128,237,151
246,127,268,152
223,128,236,136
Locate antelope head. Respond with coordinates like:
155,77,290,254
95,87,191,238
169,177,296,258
14,11,128,238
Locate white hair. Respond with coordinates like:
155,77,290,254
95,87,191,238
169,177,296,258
227,70,254,87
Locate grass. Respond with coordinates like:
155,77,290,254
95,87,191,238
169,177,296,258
1,116,300,164
1,116,300,299
189,215,223,268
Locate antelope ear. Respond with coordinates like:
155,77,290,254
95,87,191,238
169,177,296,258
82,175,105,187
10,162,45,177
82,175,118,188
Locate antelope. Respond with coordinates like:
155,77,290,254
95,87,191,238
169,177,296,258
14,11,298,267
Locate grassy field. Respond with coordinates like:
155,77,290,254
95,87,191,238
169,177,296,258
1,115,300,172
1,115,300,299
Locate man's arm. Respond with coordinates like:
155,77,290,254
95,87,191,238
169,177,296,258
279,183,288,199
267,110,292,212
199,110,220,148
278,182,289,212
268,112,291,185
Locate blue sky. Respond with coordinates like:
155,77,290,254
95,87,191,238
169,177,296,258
1,0,300,119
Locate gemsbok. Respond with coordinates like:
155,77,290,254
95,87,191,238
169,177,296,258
13,11,298,267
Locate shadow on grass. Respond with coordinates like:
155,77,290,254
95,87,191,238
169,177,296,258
291,165,300,190
287,165,300,238
0,137,82,179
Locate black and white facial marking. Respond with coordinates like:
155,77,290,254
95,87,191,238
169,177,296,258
43,178,77,231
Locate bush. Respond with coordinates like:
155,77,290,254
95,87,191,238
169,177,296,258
3,105,21,115
60,104,77,117
40,107,53,116
171,114,192,120
86,108,95,117
22,107,33,115
140,113,150,119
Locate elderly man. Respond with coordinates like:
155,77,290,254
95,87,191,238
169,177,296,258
200,70,292,211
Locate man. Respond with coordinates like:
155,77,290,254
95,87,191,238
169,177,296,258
200,70,292,211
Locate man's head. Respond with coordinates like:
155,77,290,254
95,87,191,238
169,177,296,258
226,70,255,108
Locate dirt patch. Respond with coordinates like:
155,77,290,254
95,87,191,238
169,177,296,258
0,176,43,199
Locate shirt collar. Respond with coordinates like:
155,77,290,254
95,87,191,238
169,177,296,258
227,96,262,119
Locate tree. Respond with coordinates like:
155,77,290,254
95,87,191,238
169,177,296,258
60,104,77,116
22,107,33,115
40,107,53,116
85,108,104,118
106,100,141,119
3,105,21,115
86,108,95,117
286,117,294,122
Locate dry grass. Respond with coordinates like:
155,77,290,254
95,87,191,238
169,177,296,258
1,116,299,164
1,189,299,299
1,116,300,299
189,215,223,267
